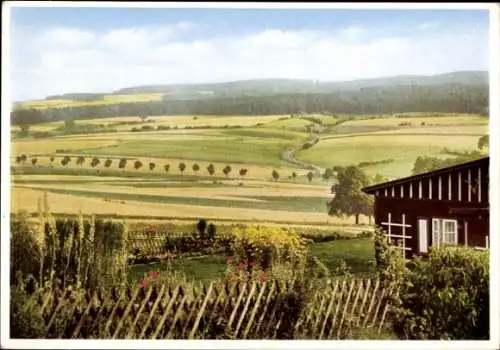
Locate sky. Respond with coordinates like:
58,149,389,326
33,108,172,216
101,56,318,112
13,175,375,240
8,5,491,101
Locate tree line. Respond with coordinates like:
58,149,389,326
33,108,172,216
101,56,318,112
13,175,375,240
12,83,488,126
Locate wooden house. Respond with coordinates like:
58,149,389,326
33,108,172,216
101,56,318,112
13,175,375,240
362,157,489,258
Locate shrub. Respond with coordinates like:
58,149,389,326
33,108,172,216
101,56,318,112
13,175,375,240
230,225,308,271
391,246,489,340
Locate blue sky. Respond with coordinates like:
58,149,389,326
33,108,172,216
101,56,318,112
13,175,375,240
9,6,490,101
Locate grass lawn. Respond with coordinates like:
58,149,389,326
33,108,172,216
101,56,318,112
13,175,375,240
128,237,375,283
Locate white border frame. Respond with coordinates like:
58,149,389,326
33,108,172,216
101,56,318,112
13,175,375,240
2,2,499,350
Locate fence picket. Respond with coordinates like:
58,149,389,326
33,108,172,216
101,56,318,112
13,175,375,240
152,285,181,339
336,279,356,339
233,282,257,339
362,279,380,328
227,282,247,330
188,282,214,340
243,282,267,339
327,279,346,339
319,280,339,339
125,287,154,339
138,285,167,339
112,287,141,339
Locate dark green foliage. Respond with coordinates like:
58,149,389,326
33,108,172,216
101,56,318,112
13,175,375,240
179,162,186,174
271,170,280,181
207,163,215,176
223,165,232,177
327,166,373,224
412,151,485,175
196,219,207,240
134,160,143,170
149,162,156,171
375,227,490,340
477,134,489,150
17,80,488,124
118,158,127,170
104,158,112,168
207,223,217,240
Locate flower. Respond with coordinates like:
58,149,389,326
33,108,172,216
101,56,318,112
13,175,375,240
138,279,148,289
250,260,257,267
147,271,160,280
238,261,245,271
227,256,233,262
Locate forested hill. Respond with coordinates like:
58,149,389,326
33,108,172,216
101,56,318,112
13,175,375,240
12,71,488,126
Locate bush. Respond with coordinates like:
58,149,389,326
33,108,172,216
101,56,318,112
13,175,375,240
230,225,308,271
394,246,489,340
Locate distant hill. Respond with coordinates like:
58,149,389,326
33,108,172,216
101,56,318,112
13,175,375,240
36,70,487,103
110,71,488,100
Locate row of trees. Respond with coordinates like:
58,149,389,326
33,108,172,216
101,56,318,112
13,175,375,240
15,154,322,182
11,83,488,126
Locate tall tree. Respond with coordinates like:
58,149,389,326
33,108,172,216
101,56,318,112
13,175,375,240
272,170,280,181
31,158,37,166
327,166,373,225
149,162,156,171
192,163,200,175
306,172,314,182
478,135,489,151
323,168,334,181
90,157,100,168
239,168,248,179
104,159,112,168
292,172,297,182
118,158,127,171
179,162,186,175
76,156,85,168
207,163,215,176
223,165,232,178
134,160,143,170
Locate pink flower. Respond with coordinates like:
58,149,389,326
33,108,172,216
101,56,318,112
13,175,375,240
147,271,160,280
138,279,148,289
238,262,245,271
250,260,257,267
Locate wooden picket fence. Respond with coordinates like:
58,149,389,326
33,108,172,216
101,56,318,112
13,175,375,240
25,277,393,339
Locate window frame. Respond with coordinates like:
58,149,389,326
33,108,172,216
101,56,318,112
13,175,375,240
431,218,458,247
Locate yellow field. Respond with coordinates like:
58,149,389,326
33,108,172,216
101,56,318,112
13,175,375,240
342,115,487,127
11,187,356,225
20,93,164,109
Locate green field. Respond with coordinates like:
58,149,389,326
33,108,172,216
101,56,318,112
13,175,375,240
128,237,375,283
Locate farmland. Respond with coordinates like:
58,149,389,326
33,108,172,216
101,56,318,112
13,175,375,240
11,113,487,222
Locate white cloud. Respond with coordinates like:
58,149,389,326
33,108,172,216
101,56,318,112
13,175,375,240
9,20,488,101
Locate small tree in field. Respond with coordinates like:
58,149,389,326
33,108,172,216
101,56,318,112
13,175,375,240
272,170,280,181
207,163,215,176
149,162,156,171
292,172,297,182
104,159,112,168
31,158,37,166
323,168,334,181
239,168,248,179
164,164,170,173
134,160,143,170
50,157,55,164
61,156,71,167
90,157,100,168
179,162,186,175
20,155,27,164
223,165,232,178
76,156,85,168
327,165,373,225
192,163,200,175
118,158,127,171
196,219,208,240
307,171,314,182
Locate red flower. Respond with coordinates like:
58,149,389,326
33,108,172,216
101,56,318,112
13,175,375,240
250,260,257,267
138,279,148,289
238,261,245,271
147,271,160,280
148,225,156,233
227,256,233,262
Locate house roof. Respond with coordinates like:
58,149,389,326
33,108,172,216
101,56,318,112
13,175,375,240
362,156,489,194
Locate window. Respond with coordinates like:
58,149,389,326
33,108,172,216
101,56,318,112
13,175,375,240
432,218,458,247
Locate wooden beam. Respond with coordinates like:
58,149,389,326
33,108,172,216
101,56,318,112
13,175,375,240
438,176,442,200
